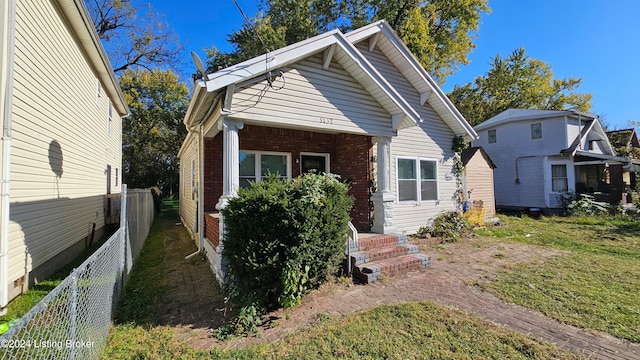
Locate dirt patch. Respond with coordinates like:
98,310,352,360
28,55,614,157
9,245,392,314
419,234,568,284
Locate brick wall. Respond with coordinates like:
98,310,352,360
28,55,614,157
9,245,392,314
203,124,373,231
204,212,220,247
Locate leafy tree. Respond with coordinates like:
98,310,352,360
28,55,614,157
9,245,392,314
119,69,188,193
449,47,593,126
85,0,183,73
206,0,489,84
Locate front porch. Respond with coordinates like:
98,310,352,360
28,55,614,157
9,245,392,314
574,152,639,205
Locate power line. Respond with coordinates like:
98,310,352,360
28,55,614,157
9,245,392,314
232,0,268,52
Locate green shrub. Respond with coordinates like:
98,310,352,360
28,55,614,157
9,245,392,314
428,211,471,242
221,173,353,312
563,193,609,216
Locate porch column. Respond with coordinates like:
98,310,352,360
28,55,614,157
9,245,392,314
215,119,244,258
216,119,244,210
371,136,396,234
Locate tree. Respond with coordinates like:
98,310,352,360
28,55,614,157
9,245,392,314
85,0,183,73
449,47,593,126
120,69,189,193
206,0,489,84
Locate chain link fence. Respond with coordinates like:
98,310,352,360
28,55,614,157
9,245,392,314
0,185,155,359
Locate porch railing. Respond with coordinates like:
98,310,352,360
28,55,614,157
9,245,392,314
346,221,358,276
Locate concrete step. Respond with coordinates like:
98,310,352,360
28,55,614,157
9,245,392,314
350,243,419,266
353,253,431,284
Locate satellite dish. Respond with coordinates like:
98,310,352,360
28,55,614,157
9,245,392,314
191,51,207,84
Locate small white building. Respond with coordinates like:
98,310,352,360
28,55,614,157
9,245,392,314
0,0,128,307
473,109,636,211
178,21,477,282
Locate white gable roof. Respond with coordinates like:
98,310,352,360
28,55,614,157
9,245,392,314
185,28,420,131
475,109,597,131
345,20,477,139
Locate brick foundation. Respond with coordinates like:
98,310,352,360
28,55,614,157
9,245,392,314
205,212,220,247
203,124,373,231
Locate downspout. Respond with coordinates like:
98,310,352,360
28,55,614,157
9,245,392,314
0,0,16,309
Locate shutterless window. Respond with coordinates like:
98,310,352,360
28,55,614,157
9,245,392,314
531,122,542,139
239,151,289,188
488,129,496,143
397,158,438,202
551,164,568,192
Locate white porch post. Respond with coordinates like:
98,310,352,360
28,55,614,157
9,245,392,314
215,119,244,253
371,136,396,234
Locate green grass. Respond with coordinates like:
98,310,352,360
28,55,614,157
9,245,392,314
479,214,640,343
0,233,112,322
103,202,581,359
105,302,580,360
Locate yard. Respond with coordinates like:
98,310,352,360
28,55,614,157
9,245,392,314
102,204,640,359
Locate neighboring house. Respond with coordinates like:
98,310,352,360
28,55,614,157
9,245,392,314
0,0,128,308
473,109,638,211
606,128,640,192
460,146,496,219
178,20,477,282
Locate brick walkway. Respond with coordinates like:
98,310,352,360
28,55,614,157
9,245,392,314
164,220,640,359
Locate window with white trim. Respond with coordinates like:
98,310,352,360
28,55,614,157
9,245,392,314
239,151,290,188
551,164,568,192
531,122,542,139
397,158,438,202
488,129,496,143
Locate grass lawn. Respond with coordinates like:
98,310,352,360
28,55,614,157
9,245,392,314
103,203,581,359
477,215,640,343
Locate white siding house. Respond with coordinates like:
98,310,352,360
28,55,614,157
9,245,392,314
0,0,128,307
178,21,476,281
474,109,634,211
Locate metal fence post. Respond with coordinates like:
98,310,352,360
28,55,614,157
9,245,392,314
69,274,77,360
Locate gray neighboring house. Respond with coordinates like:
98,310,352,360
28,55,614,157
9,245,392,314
1,0,128,308
473,109,639,211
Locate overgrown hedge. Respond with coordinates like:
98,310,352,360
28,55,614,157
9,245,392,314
221,173,353,311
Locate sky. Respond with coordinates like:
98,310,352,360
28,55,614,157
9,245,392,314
151,0,640,130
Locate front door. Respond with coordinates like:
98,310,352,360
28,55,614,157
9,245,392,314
301,154,329,174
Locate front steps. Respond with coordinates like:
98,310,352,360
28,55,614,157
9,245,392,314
348,234,431,284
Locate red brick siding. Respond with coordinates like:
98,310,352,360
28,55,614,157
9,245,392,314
334,133,373,231
202,125,372,231
205,212,220,247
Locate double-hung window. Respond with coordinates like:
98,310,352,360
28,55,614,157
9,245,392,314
239,151,290,188
397,158,438,202
551,164,568,192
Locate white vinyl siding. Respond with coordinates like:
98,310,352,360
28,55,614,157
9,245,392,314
179,134,198,240
7,0,123,297
231,54,394,137
356,44,458,234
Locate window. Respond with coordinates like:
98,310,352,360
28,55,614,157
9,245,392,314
239,151,290,188
531,122,542,139
551,164,568,192
115,168,119,186
488,129,496,143
397,158,438,202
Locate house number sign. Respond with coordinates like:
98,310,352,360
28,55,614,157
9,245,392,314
319,117,333,124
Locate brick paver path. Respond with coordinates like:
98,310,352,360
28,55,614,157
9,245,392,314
165,220,640,359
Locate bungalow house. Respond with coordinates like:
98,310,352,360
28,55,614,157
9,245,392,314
178,20,477,282
473,109,638,211
0,0,128,308
606,128,640,195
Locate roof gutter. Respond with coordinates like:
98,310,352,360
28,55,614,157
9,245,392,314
0,0,17,310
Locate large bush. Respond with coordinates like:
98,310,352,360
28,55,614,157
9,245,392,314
221,173,353,311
